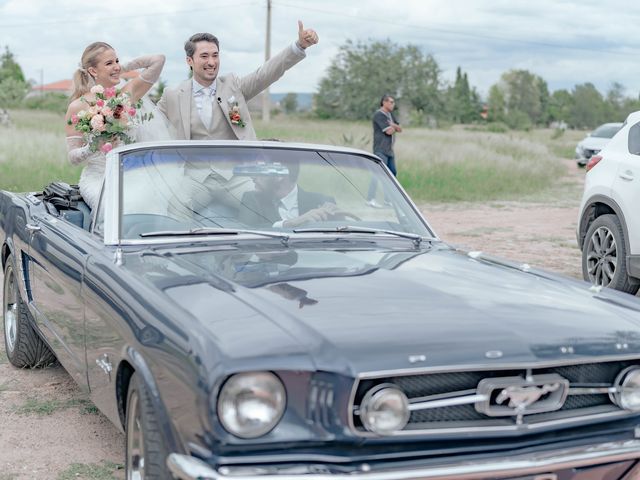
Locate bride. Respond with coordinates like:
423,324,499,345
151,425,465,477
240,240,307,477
64,42,170,210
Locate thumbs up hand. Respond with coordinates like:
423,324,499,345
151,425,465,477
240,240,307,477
297,20,319,49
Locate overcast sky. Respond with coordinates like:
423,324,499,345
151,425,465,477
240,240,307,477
1,0,639,98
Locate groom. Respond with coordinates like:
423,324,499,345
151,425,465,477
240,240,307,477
158,21,318,140
160,21,318,223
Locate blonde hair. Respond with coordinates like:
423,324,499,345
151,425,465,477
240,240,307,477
70,42,114,102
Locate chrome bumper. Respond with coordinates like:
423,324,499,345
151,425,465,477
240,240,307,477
167,439,640,480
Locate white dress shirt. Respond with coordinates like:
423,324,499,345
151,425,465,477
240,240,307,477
192,79,217,128
273,185,299,227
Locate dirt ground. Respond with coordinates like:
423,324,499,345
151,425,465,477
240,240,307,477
0,159,594,479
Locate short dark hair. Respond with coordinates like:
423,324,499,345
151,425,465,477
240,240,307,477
184,33,219,58
380,95,394,107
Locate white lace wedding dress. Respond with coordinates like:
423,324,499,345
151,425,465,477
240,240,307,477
66,96,175,210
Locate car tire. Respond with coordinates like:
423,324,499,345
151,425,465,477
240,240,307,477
125,372,171,480
582,214,640,295
2,255,56,368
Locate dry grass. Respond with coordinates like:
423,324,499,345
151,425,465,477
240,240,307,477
1,110,583,202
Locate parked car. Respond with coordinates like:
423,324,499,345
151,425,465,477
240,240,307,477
5,141,640,480
578,113,640,296
575,122,623,167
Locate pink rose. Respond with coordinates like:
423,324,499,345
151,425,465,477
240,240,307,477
71,114,79,124
100,142,113,153
101,107,113,117
128,107,136,116
90,114,105,132
96,99,105,108
104,87,116,99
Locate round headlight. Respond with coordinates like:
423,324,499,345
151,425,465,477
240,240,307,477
359,384,410,434
611,366,640,411
217,372,286,438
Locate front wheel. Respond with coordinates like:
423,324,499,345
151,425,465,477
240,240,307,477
582,214,640,295
3,255,56,367
125,373,171,480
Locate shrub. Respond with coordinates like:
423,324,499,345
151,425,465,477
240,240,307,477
22,92,69,114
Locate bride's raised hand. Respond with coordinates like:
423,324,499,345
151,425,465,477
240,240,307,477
121,54,166,103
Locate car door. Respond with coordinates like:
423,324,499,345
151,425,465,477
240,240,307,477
28,212,94,387
612,120,640,256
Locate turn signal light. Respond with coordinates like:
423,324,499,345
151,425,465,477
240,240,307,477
586,155,603,172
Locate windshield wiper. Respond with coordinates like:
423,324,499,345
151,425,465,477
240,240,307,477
139,228,290,244
293,225,436,247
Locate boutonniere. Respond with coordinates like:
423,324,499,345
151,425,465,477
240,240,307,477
227,96,246,127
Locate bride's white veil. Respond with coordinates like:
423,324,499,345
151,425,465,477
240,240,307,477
130,95,177,142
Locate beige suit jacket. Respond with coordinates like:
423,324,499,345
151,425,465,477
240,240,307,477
158,44,306,140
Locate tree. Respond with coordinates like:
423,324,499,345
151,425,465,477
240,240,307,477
570,83,607,129
445,67,481,123
397,45,442,121
488,69,549,128
281,92,298,114
0,77,29,108
605,82,626,121
547,89,574,124
0,46,29,108
487,85,506,123
315,39,442,122
0,46,26,83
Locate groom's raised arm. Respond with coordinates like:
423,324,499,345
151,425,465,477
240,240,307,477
240,21,318,101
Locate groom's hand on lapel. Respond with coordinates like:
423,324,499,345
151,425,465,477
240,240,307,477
297,20,319,49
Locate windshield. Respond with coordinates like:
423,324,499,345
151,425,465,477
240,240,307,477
119,146,432,240
591,124,622,138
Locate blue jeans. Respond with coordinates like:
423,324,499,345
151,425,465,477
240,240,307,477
367,151,396,201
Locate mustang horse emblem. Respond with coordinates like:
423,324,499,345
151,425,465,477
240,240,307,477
496,383,561,412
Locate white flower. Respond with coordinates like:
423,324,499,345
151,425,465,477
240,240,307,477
90,85,105,95
227,95,236,105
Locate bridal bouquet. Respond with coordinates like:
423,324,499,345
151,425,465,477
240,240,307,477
68,85,151,153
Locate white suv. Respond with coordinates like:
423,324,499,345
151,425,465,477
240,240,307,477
577,111,640,295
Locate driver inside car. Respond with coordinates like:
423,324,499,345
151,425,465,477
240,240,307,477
239,159,348,228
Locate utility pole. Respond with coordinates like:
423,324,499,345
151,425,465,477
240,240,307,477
262,0,272,122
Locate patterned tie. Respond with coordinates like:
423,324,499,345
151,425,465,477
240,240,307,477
200,88,214,128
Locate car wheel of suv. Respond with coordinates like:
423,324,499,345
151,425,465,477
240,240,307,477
125,372,170,480
582,214,640,295
3,255,56,367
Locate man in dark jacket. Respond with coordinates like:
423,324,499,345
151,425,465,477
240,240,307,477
240,160,342,228
367,94,402,207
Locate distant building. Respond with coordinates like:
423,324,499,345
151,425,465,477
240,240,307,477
28,71,140,97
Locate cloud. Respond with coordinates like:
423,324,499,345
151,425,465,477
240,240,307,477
2,0,640,98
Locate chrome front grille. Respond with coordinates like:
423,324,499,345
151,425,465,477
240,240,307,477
351,359,640,437
308,378,335,429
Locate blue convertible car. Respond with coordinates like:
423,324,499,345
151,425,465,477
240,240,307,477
4,141,640,479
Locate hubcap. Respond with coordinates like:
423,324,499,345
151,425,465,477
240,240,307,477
126,390,145,480
586,226,617,287
3,268,17,354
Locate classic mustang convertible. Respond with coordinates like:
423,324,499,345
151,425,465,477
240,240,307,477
4,141,640,480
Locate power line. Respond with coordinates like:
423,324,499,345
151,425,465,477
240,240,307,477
0,1,259,28
274,1,633,57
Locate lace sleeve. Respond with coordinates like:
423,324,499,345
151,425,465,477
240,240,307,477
66,136,91,166
122,54,165,84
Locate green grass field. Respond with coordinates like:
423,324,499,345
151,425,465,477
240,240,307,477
0,110,583,202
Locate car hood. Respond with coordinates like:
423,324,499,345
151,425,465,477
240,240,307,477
134,241,640,375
